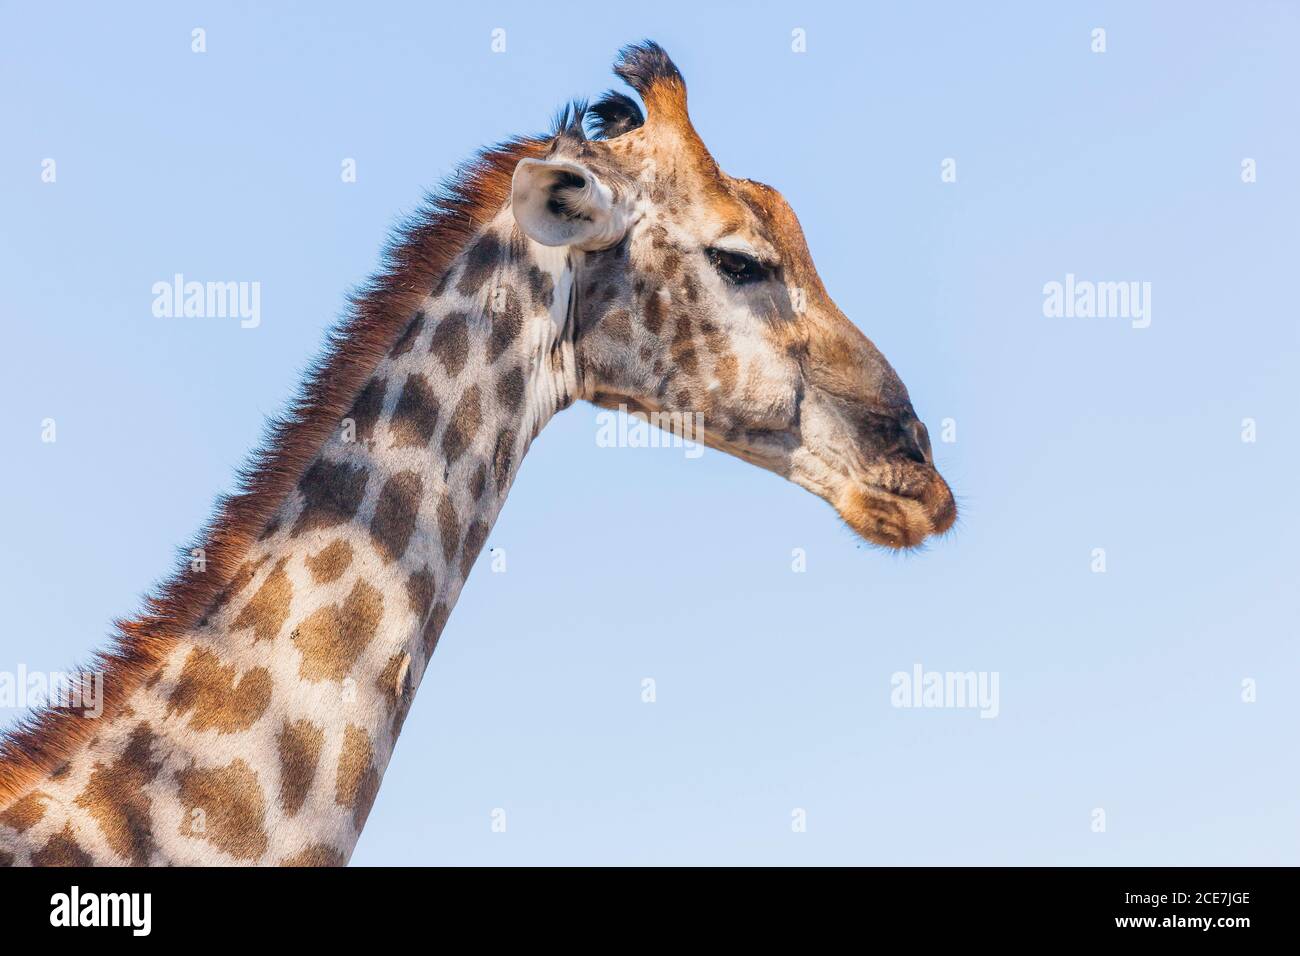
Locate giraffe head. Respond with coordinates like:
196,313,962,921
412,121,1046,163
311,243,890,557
511,42,956,549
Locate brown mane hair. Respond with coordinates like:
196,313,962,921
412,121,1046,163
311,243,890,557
0,134,547,803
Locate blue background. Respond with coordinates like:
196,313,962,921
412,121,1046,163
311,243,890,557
2,1,1296,864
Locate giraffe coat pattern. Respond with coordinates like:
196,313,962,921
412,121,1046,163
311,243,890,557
0,41,954,866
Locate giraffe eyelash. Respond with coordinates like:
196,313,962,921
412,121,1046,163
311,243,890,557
705,247,773,285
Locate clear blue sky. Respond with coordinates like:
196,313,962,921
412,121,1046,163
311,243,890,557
2,1,1296,865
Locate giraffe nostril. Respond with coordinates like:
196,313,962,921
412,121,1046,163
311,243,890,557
902,417,933,465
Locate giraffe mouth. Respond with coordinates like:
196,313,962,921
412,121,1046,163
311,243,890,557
837,469,957,549
585,392,955,548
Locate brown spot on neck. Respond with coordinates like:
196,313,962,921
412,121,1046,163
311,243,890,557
643,287,666,334
428,311,470,377
470,461,488,500
389,310,427,357
601,308,634,343
496,364,526,413
305,539,354,584
389,373,441,448
369,471,424,563
277,719,324,817
457,233,505,296
345,377,387,445
405,566,436,621
177,758,269,861
488,289,523,363
167,648,273,733
230,557,294,643
32,824,93,866
436,496,460,565
461,520,489,580
0,791,49,833
442,385,483,465
422,602,451,659
278,843,346,867
73,724,162,865
291,580,384,683
336,725,381,831
291,460,370,537
491,428,517,495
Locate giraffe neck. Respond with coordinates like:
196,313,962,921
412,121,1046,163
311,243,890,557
0,213,578,866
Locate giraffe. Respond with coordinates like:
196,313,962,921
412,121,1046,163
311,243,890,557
0,42,955,866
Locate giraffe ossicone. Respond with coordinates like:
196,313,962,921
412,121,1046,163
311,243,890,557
0,41,955,866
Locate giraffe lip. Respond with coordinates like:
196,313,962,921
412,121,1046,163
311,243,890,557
858,465,934,504
842,466,957,546
864,481,926,503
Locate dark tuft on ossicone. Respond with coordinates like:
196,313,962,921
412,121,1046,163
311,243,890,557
587,91,645,139
612,40,683,96
550,100,588,145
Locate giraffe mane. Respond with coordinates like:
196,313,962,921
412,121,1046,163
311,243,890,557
0,131,551,803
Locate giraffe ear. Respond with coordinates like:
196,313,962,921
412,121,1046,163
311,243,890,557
510,158,627,249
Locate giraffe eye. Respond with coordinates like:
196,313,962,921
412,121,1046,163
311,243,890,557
706,247,768,285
